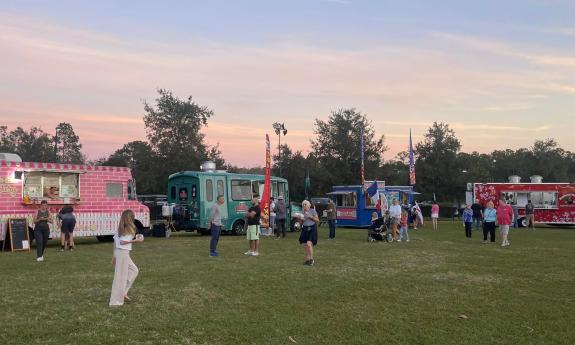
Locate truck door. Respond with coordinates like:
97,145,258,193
215,177,228,227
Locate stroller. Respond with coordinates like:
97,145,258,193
367,212,394,242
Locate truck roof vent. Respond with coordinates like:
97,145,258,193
200,161,216,172
530,175,543,183
0,153,22,162
508,175,521,183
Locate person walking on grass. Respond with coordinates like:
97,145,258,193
497,199,514,247
274,195,287,239
471,200,483,231
244,197,261,256
431,202,440,230
511,201,519,228
33,200,52,262
462,204,473,238
389,199,402,241
269,197,276,236
109,210,144,307
482,201,497,244
398,209,410,242
57,206,76,251
525,199,536,230
326,199,337,239
208,195,225,257
299,200,319,266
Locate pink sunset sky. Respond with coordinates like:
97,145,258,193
1,2,574,167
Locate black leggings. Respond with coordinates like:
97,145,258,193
275,219,286,238
483,222,496,242
34,223,50,258
464,222,472,238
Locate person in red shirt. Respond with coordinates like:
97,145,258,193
496,198,514,247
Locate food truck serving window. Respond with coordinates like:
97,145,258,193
23,172,79,199
529,191,558,209
231,180,251,200
336,192,356,207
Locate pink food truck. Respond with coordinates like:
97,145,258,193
0,154,149,245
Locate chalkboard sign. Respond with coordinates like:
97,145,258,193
2,218,30,253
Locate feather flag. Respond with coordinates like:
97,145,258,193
261,134,271,228
409,128,416,185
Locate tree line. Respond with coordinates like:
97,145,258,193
2,89,574,202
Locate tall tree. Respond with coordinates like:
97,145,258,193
54,122,85,164
310,108,387,194
102,141,159,194
8,126,56,162
272,144,307,201
415,122,461,201
0,126,16,153
143,89,215,188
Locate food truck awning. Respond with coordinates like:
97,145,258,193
326,191,355,195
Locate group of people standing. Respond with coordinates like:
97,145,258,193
462,199,536,246
32,200,77,262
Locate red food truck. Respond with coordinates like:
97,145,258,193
0,154,149,245
470,175,575,226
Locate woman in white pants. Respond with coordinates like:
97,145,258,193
109,210,144,307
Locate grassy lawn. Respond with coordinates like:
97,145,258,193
1,221,574,345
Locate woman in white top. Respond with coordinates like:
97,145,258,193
109,210,144,307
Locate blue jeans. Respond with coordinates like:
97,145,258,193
473,217,481,230
210,224,221,253
328,219,336,238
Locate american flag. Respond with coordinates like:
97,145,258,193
409,129,416,185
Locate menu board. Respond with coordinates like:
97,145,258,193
2,218,30,252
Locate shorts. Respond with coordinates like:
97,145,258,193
247,225,259,241
499,225,510,235
390,217,400,225
61,219,76,233
299,224,318,246
431,213,439,219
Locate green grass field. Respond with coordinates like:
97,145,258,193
1,221,574,345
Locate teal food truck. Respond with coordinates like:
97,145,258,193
166,162,290,235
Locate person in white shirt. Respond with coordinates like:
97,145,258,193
269,197,276,236
388,199,402,241
109,210,144,307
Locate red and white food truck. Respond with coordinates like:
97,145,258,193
0,154,149,243
471,175,575,226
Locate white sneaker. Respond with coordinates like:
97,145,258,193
406,239,410,242
36,256,44,262
244,251,253,255
251,252,259,256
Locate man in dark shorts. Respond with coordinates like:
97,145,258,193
58,206,76,251
245,197,261,256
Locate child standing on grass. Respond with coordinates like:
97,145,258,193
398,209,409,242
462,204,473,238
109,210,144,307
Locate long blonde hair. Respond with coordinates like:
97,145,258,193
118,209,136,237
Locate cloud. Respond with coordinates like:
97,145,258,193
0,12,574,165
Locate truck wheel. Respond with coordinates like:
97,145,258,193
96,235,114,242
232,220,245,236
